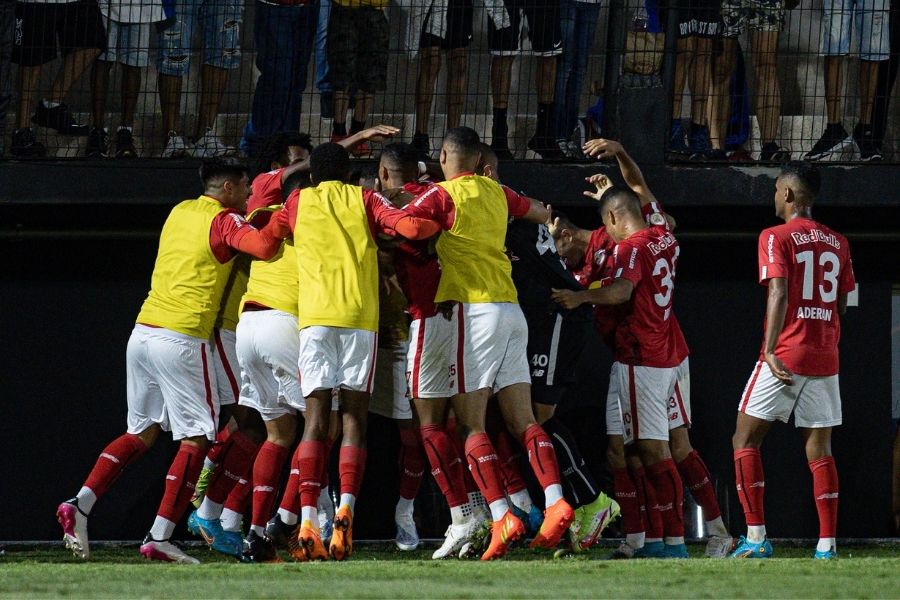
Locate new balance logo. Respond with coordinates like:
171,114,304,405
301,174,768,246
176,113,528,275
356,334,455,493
253,485,275,493
816,492,839,500
689,477,710,491
476,454,498,463
100,453,121,464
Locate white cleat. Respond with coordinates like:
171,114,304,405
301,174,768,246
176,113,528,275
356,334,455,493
57,499,90,559
395,511,420,551
162,131,188,158
432,518,480,560
140,534,200,564
189,128,233,158
705,535,736,558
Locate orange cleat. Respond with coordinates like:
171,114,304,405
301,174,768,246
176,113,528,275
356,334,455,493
529,499,575,549
480,511,525,561
289,520,328,562
329,506,354,561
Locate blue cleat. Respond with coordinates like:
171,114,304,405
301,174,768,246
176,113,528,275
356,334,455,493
188,510,244,560
527,506,544,536
664,543,689,559
186,510,203,537
730,536,773,559
634,540,667,558
814,548,837,560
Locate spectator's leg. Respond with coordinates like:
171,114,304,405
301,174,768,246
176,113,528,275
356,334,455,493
49,48,100,106
91,60,113,130
315,0,332,94
351,93,373,132
16,66,42,129
672,37,693,120
196,0,242,138
0,1,14,152
490,55,514,137
566,2,599,137
197,65,227,136
158,74,183,137
858,59,879,127
289,5,315,132
446,48,467,130
750,29,780,147
156,0,197,140
120,66,140,130
709,37,738,150
415,47,442,136
687,37,712,127
553,0,576,142
824,56,843,125
334,90,350,135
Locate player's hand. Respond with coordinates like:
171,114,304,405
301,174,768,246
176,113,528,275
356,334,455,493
583,174,613,201
764,352,794,386
359,124,400,143
544,203,561,235
551,288,584,310
382,273,402,296
582,138,622,160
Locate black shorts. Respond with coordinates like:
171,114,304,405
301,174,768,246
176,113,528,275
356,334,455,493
327,4,389,92
487,0,562,56
526,309,590,406
12,0,106,67
420,0,473,50
660,0,724,39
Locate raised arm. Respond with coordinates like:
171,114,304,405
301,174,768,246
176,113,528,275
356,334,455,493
582,139,657,205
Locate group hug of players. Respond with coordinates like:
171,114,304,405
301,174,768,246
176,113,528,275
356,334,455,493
55,123,855,564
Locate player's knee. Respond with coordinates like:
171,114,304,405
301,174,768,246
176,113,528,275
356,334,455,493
180,435,209,450
607,442,626,470
135,424,161,447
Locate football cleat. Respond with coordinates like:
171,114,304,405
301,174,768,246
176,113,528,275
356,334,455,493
608,540,639,559
458,517,492,559
57,499,90,559
188,510,243,559
291,520,328,562
245,530,282,563
577,493,620,549
139,533,200,564
481,511,526,560
529,499,575,549
432,518,480,560
394,511,420,551
190,466,215,508
329,506,354,561
705,535,736,558
634,540,667,559
265,514,297,550
664,543,690,559
730,536,773,559
814,548,837,560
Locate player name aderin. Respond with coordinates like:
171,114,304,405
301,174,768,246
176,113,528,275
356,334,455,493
789,229,841,249
796,306,833,321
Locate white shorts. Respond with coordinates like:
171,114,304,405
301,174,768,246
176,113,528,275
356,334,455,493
606,359,690,437
370,342,413,420
615,362,680,444
451,302,531,395
126,325,219,441
236,310,303,421
99,20,152,67
406,314,453,399
212,328,240,406
738,361,842,428
298,326,377,398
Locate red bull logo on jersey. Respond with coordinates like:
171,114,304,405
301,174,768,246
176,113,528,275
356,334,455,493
790,229,841,249
648,232,677,256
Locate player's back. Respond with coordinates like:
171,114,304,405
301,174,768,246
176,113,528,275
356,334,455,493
758,217,854,376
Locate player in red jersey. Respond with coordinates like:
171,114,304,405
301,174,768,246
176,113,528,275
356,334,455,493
730,164,855,560
552,185,692,559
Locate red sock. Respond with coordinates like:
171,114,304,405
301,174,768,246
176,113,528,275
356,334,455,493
298,440,326,509
464,433,506,505
339,445,367,498
612,467,643,534
733,448,766,526
83,433,148,499
646,459,685,538
633,466,662,538
204,430,259,504
420,424,468,507
250,442,289,528
677,450,722,521
224,474,252,514
447,418,479,494
521,424,562,490
279,447,302,515
398,428,425,501
205,428,232,465
809,456,839,538
157,444,204,522
495,429,527,494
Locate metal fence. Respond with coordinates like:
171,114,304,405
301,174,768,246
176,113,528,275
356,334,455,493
0,0,897,162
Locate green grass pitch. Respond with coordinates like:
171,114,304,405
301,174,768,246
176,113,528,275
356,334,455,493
1,543,898,599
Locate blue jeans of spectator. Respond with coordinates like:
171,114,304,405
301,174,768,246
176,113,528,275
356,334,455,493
156,0,243,76
315,0,331,93
553,0,601,140
240,2,315,156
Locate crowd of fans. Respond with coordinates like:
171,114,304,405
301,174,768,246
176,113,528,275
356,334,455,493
0,0,895,161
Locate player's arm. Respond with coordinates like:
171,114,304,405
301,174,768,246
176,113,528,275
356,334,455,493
277,125,401,183
762,277,793,385
367,189,441,240
213,209,289,261
551,278,633,309
503,185,550,224
582,139,657,205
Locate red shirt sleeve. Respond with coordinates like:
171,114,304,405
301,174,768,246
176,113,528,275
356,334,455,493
364,189,413,234
273,190,299,234
405,185,455,230
209,210,254,263
611,240,643,287
247,170,284,213
839,242,856,294
501,185,530,218
758,228,787,284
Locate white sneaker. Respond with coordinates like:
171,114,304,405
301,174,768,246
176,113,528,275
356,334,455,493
432,518,479,560
57,499,89,559
394,511,420,551
705,535,736,558
162,131,188,158
190,127,232,158
139,535,200,564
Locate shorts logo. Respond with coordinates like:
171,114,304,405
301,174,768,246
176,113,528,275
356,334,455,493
531,369,545,377
14,18,23,47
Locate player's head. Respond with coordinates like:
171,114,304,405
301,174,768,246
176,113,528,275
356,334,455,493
476,143,500,181
356,167,379,190
599,185,642,242
549,210,584,266
257,131,313,174
775,163,820,219
440,127,482,175
379,142,420,189
200,157,251,211
309,142,351,185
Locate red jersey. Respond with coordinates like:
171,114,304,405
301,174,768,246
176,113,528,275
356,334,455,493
394,181,441,320
610,225,688,367
248,168,285,213
756,217,855,376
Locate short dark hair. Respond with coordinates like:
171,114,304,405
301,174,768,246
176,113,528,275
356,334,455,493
443,126,481,158
356,167,379,189
381,142,420,179
779,162,821,198
256,132,313,174
599,185,641,216
309,143,351,185
477,142,498,173
282,170,312,199
200,157,248,189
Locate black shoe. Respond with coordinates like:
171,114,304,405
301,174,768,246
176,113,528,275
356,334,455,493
527,135,565,160
759,142,791,162
687,123,712,160
411,132,431,160
85,127,109,158
490,137,514,160
245,530,280,563
319,92,334,120
10,128,47,157
114,128,138,158
32,101,90,136
852,123,882,161
804,123,853,161
264,514,297,550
